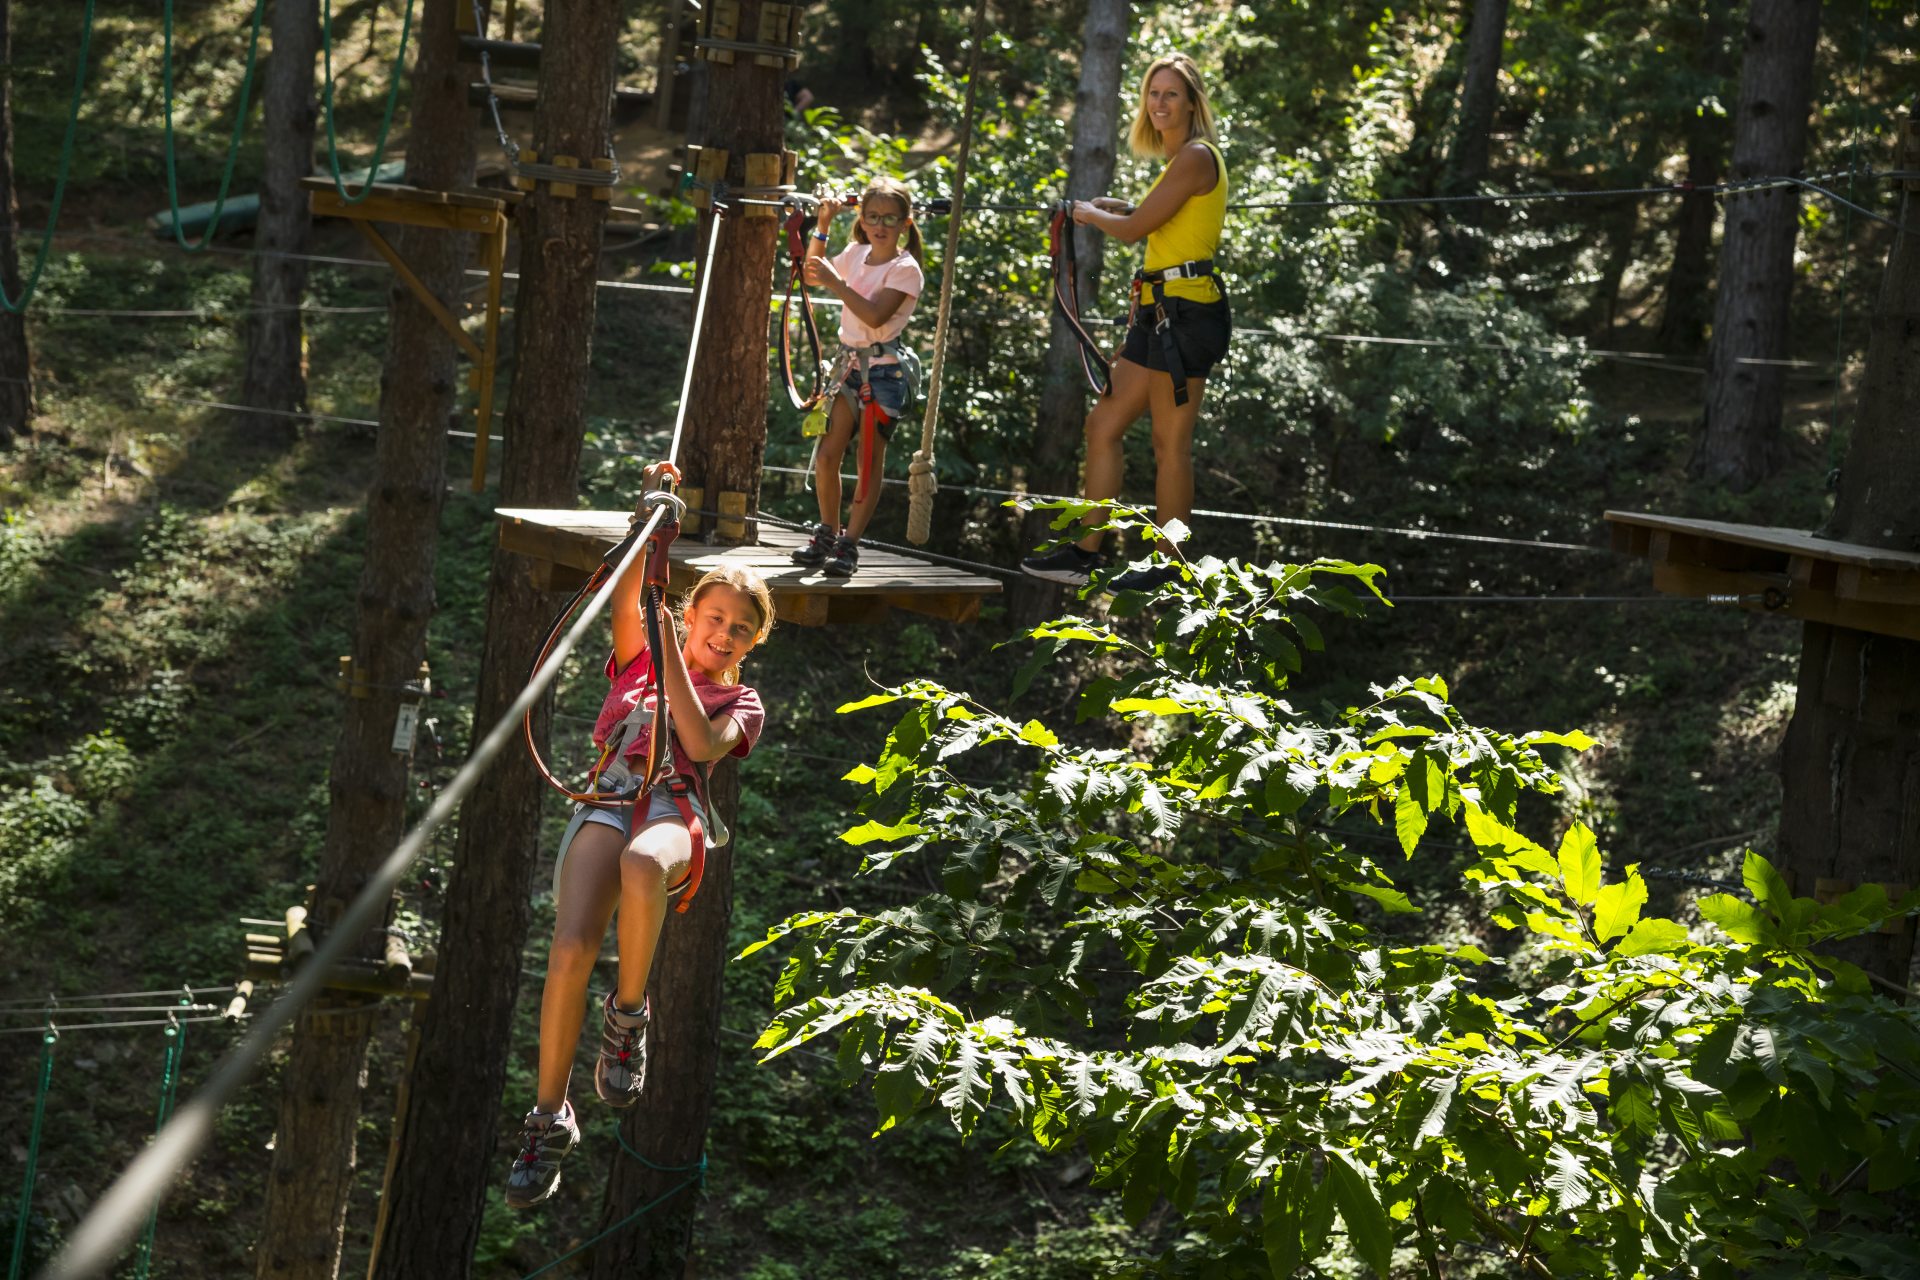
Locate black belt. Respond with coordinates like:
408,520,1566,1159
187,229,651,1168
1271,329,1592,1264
1132,260,1216,407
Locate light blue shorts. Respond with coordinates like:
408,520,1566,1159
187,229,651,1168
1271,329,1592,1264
551,789,707,900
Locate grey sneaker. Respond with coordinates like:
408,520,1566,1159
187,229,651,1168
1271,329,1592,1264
593,992,648,1108
792,523,836,567
823,534,860,578
504,1100,579,1209
1020,544,1105,586
1108,562,1184,594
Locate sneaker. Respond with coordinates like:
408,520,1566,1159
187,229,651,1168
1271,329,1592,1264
792,523,836,568
504,1100,579,1209
823,534,860,578
594,992,649,1108
1020,544,1105,586
1108,562,1184,594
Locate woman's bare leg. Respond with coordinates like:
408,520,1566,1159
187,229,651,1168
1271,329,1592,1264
1075,358,1153,553
1146,374,1207,537
536,823,624,1112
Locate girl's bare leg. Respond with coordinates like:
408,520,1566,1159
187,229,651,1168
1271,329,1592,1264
1075,358,1153,553
1146,374,1207,536
844,439,889,541
613,816,694,1012
536,823,624,1112
812,396,857,530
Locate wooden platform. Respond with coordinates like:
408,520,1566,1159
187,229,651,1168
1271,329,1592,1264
1607,510,1920,641
495,508,1002,627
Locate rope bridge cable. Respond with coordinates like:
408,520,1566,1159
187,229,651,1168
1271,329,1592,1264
0,987,236,1011
516,1140,706,1280
0,1016,238,1037
159,0,264,252
0,0,96,316
39,209,729,1280
906,0,991,545
8,1026,55,1280
317,0,415,204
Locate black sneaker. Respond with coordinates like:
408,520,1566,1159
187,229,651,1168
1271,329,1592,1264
504,1100,580,1209
792,523,836,567
1108,562,1184,594
1020,544,1105,586
824,534,860,578
593,992,648,1108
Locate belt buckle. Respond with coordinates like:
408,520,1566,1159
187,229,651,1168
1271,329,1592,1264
664,775,694,799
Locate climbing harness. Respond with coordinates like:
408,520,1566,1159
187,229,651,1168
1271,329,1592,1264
1048,201,1113,398
834,340,919,507
1131,257,1220,408
777,204,828,411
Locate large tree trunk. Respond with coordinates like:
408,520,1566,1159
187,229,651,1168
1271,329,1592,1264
255,3,475,1277
1442,0,1508,200
1695,0,1821,493
0,0,33,447
1655,1,1735,354
367,3,620,1276
1777,128,1920,992
1011,0,1129,625
589,10,783,1275
242,0,321,445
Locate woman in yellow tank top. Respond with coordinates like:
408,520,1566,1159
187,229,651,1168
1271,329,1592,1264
1021,51,1229,594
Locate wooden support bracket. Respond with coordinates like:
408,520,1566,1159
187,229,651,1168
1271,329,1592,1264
691,147,729,212
700,0,740,64
337,655,371,699
758,3,799,68
744,153,785,218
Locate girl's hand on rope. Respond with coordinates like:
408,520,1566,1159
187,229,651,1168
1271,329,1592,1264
803,255,843,290
632,461,683,526
814,196,844,230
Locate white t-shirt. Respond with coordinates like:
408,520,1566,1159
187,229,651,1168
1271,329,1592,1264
831,242,923,362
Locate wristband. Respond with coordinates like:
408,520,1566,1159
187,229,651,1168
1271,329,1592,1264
811,231,829,243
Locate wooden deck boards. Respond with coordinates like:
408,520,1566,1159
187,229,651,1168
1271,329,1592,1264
495,508,1002,627
1605,510,1920,642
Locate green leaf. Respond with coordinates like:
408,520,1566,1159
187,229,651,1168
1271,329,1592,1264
1740,849,1793,912
1343,881,1421,914
1325,1151,1393,1277
1544,1144,1593,1211
1698,894,1770,945
842,817,926,847
1611,1081,1657,1134
1591,869,1647,941
1262,1167,1303,1279
1613,917,1689,956
1393,788,1428,856
1524,729,1597,751
1462,806,1556,877
1113,696,1193,717
1557,822,1601,905
842,763,877,785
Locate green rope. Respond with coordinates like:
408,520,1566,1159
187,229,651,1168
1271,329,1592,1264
515,1132,707,1280
0,1,96,316
131,1019,185,1280
6,1027,55,1280
161,0,266,251
319,0,417,204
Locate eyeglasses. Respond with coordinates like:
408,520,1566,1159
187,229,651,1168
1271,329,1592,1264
862,211,906,228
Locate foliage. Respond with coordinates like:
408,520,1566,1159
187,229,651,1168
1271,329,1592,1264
750,514,1920,1278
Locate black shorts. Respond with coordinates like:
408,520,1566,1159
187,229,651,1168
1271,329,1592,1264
1120,292,1231,381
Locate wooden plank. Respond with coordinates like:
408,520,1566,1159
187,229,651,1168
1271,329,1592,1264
1606,510,1920,573
1836,565,1920,605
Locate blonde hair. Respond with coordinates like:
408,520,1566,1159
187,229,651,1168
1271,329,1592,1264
852,176,925,262
1127,52,1219,159
680,565,775,687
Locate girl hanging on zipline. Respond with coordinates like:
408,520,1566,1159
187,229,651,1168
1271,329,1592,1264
507,461,774,1209
791,176,926,579
1021,51,1230,594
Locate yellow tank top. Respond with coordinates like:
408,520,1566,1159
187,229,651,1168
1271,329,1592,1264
1142,140,1226,304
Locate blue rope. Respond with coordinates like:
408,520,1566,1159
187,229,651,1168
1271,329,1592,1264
515,1131,707,1280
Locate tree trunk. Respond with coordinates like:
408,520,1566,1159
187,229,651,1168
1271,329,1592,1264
1695,0,1821,493
1777,130,1920,992
1655,1,1735,354
367,3,620,1276
1443,0,1508,200
242,0,320,445
589,11,783,1275
0,0,33,447
256,3,475,1278
1011,0,1129,625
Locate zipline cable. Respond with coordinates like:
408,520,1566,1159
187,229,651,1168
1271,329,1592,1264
0,1,96,316
159,0,265,251
40,208,730,1280
318,0,416,203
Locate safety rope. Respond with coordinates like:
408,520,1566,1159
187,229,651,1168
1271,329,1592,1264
318,0,416,203
906,0,990,545
516,1136,706,1280
0,0,96,316
131,1016,186,1280
7,1026,55,1280
160,0,265,251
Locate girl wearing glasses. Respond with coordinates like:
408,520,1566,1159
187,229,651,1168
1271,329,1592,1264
1021,52,1229,595
792,177,926,578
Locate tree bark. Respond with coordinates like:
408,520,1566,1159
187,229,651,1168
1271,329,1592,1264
1655,1,1735,354
368,3,620,1276
0,0,34,447
1777,131,1920,992
1443,0,1508,201
1695,0,1821,492
257,2,475,1277
1011,0,1129,625
589,10,782,1275
242,0,321,445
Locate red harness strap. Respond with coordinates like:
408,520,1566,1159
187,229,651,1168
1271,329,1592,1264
853,377,890,505
663,775,707,913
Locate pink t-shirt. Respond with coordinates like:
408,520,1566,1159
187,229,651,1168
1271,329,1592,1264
593,653,765,780
832,242,923,360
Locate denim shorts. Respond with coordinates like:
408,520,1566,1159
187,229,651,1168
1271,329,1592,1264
551,789,708,900
838,364,908,440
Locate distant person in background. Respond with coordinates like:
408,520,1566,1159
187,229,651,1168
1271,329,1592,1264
785,78,815,115
1020,51,1230,595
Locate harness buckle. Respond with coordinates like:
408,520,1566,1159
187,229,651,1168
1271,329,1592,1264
663,775,695,799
